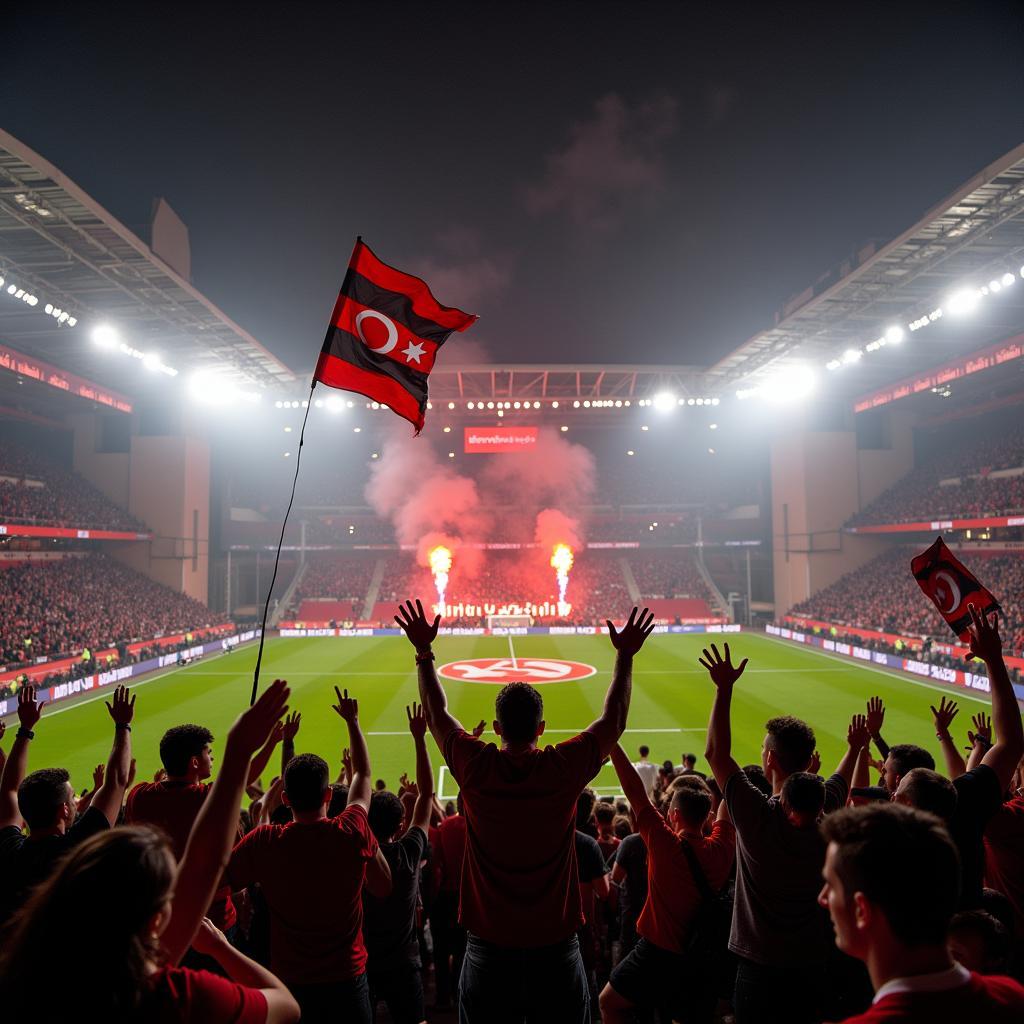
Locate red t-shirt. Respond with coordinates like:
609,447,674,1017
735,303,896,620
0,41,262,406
126,780,236,930
227,804,377,985
443,729,604,947
985,796,1024,937
835,972,1024,1022
635,804,736,953
435,813,468,894
144,966,267,1022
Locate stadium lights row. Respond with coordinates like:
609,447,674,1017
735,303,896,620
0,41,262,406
823,266,1024,372
271,395,724,413
90,324,178,377
0,274,80,326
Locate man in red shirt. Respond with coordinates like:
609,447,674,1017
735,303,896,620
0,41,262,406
429,792,468,1009
126,718,285,932
395,599,655,1024
227,688,392,1024
600,743,735,1024
819,803,1024,1023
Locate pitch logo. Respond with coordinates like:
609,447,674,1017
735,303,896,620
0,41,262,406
438,658,597,685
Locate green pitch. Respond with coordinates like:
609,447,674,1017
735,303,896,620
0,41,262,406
15,633,995,797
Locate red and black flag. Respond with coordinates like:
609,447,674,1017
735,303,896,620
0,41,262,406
314,238,477,431
910,537,1001,642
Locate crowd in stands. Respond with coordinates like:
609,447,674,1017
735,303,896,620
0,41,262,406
0,449,146,532
0,554,219,670
790,548,1024,657
848,419,1024,527
294,555,378,606
1,599,1022,1024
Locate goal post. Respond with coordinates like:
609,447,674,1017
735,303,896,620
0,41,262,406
486,613,531,630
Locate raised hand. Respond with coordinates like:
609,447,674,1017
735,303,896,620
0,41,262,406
966,603,1002,663
471,719,486,739
190,917,228,956
92,764,105,789
967,712,992,749
407,701,427,740
154,768,168,784
332,687,359,724
808,750,821,775
698,642,749,689
607,607,656,655
341,747,353,781
282,711,302,741
847,713,870,750
105,684,136,726
930,696,959,736
868,755,886,775
866,696,885,736
229,678,290,756
17,685,46,730
395,599,441,651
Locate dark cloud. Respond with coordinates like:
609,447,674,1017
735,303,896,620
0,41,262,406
525,93,678,232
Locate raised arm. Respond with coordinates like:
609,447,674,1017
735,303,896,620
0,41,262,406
586,607,655,757
163,678,289,965
930,696,967,779
609,743,654,815
866,696,890,760
0,686,45,828
280,711,301,776
248,720,284,787
967,605,1023,790
406,701,434,833
701,643,747,790
90,685,136,826
834,714,870,791
332,687,372,810
965,712,992,772
396,600,463,748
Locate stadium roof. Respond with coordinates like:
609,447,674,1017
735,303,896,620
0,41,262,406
709,143,1024,394
0,129,295,391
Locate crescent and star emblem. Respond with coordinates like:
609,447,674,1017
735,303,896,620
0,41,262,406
932,570,961,615
354,310,426,364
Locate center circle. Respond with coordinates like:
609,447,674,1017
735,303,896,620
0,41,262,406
438,658,597,685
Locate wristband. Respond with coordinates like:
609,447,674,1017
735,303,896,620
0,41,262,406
16,727,34,740
115,723,132,732
415,649,435,664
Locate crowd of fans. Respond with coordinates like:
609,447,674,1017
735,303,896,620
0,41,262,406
0,449,146,532
294,555,378,606
848,419,1024,527
790,548,1024,656
0,554,220,670
1,600,1021,1024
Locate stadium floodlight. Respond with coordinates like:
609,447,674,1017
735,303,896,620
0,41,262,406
551,400,559,408
989,279,1002,293
325,395,344,412
841,348,862,365
560,425,568,432
448,401,455,409
641,425,649,431
0,276,4,289
626,450,635,456
443,425,451,433
826,359,841,371
710,423,718,430
467,401,475,409
884,325,905,344
652,391,676,411
6,284,15,295
91,324,119,349
945,288,980,315
142,353,162,372
1002,272,1015,287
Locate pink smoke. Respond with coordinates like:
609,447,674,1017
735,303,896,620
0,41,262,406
534,508,582,551
481,427,596,510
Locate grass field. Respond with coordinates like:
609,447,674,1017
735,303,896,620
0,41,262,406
8,632,995,797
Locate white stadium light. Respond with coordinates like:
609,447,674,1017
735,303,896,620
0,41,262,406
842,348,862,365
91,324,119,348
325,395,344,412
884,325,905,344
142,352,162,371
1002,272,1015,287
946,288,980,316
764,364,816,403
652,392,676,411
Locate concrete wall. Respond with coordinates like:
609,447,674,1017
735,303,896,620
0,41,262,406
69,414,131,509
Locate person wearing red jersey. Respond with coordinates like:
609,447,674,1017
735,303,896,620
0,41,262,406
227,687,392,1024
125,717,286,932
430,791,468,1009
395,599,655,1024
0,678,299,1023
599,743,736,1024
819,802,1024,1023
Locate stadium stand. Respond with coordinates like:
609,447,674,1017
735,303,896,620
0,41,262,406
0,448,146,532
0,553,220,669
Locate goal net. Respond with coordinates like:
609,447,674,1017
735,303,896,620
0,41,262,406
487,613,531,630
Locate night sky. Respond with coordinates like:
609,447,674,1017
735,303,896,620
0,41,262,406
4,2,1023,375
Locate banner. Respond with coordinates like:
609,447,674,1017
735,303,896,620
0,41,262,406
0,341,132,412
463,426,539,453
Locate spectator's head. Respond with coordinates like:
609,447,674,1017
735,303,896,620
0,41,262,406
947,910,1011,974
595,803,616,832
375,779,387,792
638,744,650,759
327,783,349,818
159,724,214,780
283,753,331,816
669,785,712,832
819,804,960,965
682,753,697,770
613,815,632,839
742,764,773,798
369,790,405,843
576,788,597,829
762,716,816,785
0,826,176,1017
17,767,76,832
494,682,545,745
893,768,957,822
883,744,934,793
781,772,825,827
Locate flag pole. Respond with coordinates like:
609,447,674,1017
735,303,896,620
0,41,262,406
249,378,317,705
